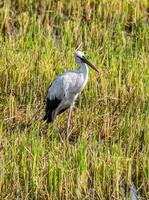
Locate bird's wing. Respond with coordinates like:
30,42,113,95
47,71,83,100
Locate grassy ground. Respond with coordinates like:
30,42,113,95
0,0,149,199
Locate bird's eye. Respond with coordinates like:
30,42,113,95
77,55,84,59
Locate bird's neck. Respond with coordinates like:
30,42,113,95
80,63,89,77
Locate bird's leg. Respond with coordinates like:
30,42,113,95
66,106,73,135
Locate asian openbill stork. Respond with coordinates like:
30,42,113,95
43,51,99,133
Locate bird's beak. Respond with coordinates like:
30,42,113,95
81,56,99,73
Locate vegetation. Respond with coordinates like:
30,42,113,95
0,0,149,199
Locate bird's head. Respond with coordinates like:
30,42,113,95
74,51,99,72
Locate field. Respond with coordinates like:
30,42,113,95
0,0,149,199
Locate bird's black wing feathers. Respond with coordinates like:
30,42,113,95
43,97,70,123
43,97,61,123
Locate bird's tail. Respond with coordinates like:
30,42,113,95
43,114,53,123
43,98,53,123
43,97,61,123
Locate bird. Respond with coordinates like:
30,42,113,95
43,51,99,133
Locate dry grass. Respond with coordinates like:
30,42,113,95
0,0,149,199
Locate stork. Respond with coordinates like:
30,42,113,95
43,51,99,133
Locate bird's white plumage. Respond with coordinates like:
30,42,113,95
48,71,86,100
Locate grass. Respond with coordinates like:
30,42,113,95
0,0,149,199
